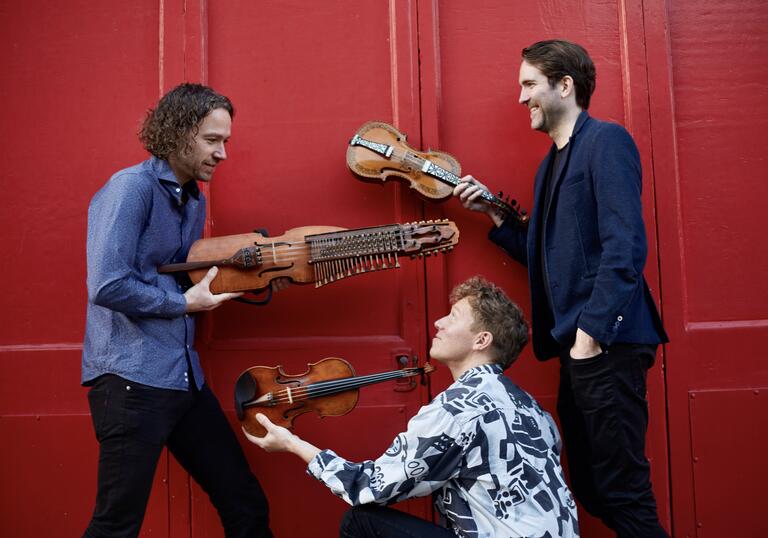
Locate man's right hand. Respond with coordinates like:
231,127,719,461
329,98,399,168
454,175,504,227
184,266,243,312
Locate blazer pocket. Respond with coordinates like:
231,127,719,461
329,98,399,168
572,209,598,278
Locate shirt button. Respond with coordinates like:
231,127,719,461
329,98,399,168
126,385,131,391
617,316,623,321
175,187,181,193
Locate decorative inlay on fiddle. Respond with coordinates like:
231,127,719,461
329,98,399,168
347,121,529,225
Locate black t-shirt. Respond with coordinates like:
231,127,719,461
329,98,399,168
540,144,569,311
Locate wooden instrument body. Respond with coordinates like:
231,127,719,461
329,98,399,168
165,221,460,294
187,226,343,294
348,121,529,225
237,357,357,438
346,121,461,201
235,357,434,437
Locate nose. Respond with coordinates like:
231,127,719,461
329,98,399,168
213,143,227,161
518,87,529,105
434,316,446,330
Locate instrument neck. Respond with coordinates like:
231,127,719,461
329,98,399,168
306,369,420,399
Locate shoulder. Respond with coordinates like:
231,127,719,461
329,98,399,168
90,159,156,212
109,159,157,192
436,366,509,420
584,117,638,152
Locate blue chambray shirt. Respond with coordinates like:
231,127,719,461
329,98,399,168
82,156,206,390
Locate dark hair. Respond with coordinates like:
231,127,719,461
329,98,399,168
139,83,234,159
450,276,529,369
522,40,596,109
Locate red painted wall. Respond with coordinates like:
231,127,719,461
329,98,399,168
1,1,766,536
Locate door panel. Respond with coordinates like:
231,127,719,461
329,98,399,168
195,2,432,536
0,1,167,536
647,0,768,535
416,2,670,536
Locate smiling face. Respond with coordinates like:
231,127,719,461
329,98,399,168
518,60,568,134
168,107,232,185
430,297,485,364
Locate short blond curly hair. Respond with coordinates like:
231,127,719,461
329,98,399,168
450,276,529,369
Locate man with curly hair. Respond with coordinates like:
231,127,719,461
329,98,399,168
245,277,579,538
82,83,273,537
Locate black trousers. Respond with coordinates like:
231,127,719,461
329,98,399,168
558,344,667,538
83,374,272,538
339,505,454,538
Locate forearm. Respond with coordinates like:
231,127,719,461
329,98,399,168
488,217,529,266
288,435,322,464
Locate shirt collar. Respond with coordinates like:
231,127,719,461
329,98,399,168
150,156,200,203
457,363,504,383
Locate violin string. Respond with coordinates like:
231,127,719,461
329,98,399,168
267,373,401,404
266,371,415,405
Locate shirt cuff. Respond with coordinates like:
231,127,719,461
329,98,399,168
167,291,188,317
307,448,340,480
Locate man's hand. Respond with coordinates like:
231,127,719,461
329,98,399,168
243,413,297,453
242,413,321,463
453,175,504,227
184,266,243,312
569,327,603,359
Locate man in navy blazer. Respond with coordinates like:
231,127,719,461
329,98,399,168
454,40,669,537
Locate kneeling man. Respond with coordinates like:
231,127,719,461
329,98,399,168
245,277,579,538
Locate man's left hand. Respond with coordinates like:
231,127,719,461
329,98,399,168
242,413,295,452
243,413,322,463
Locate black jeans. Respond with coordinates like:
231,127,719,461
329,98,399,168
340,506,454,538
83,374,272,538
558,344,667,538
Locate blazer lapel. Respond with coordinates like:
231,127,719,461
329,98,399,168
543,111,591,220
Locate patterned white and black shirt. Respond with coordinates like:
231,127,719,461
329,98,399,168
308,364,579,538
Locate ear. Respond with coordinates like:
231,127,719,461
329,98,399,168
560,75,575,99
472,331,494,352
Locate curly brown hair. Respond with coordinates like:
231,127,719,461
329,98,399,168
450,276,529,369
139,83,234,159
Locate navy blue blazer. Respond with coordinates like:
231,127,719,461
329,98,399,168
490,111,668,360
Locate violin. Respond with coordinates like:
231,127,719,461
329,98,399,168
235,357,435,437
347,121,529,225
158,220,459,294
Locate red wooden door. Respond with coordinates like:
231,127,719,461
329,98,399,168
645,0,768,535
0,1,174,536
415,2,670,537
190,1,434,536
5,1,768,537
